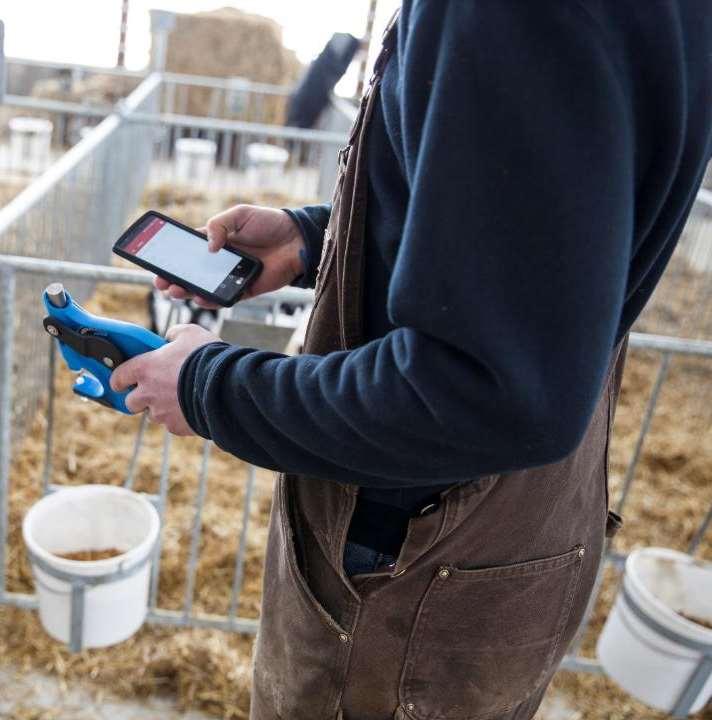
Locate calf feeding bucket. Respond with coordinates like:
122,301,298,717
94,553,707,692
23,485,160,651
597,548,712,716
174,137,216,185
246,142,289,190
9,117,53,175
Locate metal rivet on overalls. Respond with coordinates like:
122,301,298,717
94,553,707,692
578,547,586,558
338,632,350,644
406,702,415,713
438,567,450,579
46,325,59,337
103,357,115,368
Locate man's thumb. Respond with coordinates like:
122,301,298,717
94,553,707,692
205,218,229,252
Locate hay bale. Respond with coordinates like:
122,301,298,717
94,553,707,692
161,8,301,123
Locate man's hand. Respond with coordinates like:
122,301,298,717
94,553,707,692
110,324,221,435
154,205,306,308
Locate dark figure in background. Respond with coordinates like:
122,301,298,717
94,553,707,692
286,33,362,129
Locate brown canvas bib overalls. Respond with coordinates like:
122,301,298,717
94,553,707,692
251,14,626,720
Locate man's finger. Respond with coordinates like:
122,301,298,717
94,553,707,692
165,323,194,342
154,276,170,291
110,356,144,392
124,388,149,415
168,285,190,300
206,206,246,252
193,296,220,310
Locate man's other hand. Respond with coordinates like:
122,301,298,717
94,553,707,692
154,205,306,308
110,324,220,435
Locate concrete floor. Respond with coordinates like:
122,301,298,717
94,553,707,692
0,666,580,720
0,668,211,720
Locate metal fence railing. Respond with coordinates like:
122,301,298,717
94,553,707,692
0,68,348,441
0,73,161,437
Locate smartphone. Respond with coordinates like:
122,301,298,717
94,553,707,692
113,211,262,307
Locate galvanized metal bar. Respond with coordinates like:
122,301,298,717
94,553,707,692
559,655,605,675
688,501,712,556
183,441,211,618
0,591,38,609
70,582,88,654
629,332,712,358
124,414,149,489
146,607,259,634
7,55,144,78
0,257,152,284
42,338,57,495
148,431,172,610
162,71,292,96
0,269,16,595
615,352,671,515
671,655,712,718
3,94,112,118
0,255,315,306
0,589,260,634
0,21,5,104
126,110,347,145
228,464,256,618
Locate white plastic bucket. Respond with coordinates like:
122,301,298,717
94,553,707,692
9,117,53,175
597,547,712,715
174,137,216,185
22,485,160,650
246,142,289,190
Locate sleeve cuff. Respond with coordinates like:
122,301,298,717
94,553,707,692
178,341,230,439
283,205,331,288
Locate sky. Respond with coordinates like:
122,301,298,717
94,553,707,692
1,0,400,95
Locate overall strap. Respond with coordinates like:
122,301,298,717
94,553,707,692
338,10,400,349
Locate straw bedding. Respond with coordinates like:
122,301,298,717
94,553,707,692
0,189,711,718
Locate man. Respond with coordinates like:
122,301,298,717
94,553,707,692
112,2,712,718
286,32,363,130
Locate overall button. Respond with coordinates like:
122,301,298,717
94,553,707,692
438,567,450,579
338,633,350,644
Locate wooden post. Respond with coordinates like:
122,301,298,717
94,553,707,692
117,0,130,68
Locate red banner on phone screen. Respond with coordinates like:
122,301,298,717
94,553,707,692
124,217,165,254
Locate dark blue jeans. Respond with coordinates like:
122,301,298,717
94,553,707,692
343,540,396,577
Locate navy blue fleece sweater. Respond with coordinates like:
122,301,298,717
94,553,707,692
180,2,712,510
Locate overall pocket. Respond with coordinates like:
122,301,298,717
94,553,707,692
399,546,585,720
251,475,350,720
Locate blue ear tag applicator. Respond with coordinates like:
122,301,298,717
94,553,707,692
42,283,166,414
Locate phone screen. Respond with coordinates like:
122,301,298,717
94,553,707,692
116,214,259,304
124,215,244,292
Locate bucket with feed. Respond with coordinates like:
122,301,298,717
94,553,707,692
597,547,712,716
22,484,160,651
